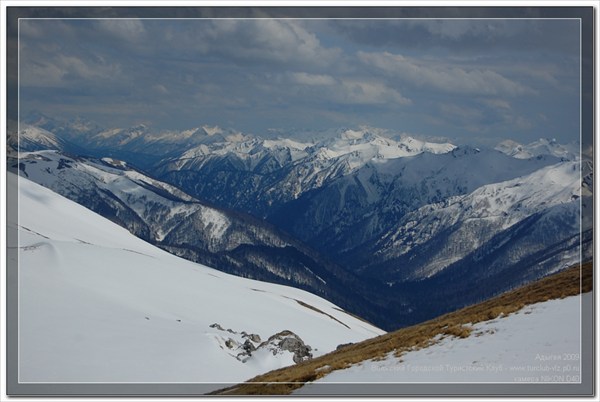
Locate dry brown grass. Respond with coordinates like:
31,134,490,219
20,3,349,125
211,262,593,396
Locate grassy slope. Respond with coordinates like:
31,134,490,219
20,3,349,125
212,261,593,395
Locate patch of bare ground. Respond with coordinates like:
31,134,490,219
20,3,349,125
211,262,592,395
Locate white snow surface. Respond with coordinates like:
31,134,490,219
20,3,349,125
297,293,586,390
10,173,383,386
198,206,230,239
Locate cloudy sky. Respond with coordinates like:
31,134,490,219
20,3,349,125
18,17,582,144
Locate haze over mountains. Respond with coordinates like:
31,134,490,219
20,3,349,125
9,114,592,329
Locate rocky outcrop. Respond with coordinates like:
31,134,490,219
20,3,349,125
262,330,313,364
210,324,312,364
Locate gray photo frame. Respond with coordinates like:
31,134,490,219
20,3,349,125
4,4,596,398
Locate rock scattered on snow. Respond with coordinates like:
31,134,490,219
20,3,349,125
209,324,312,364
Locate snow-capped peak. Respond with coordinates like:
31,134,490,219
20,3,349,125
396,135,457,155
202,125,223,136
341,128,368,141
315,129,456,165
495,138,580,161
11,124,67,152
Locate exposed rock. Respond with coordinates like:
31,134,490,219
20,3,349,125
242,340,256,354
263,330,313,363
209,325,312,364
242,333,262,343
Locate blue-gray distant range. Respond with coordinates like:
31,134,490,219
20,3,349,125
9,115,592,330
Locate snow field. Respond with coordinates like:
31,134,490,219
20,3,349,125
12,173,383,388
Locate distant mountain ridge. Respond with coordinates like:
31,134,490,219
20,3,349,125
495,138,580,161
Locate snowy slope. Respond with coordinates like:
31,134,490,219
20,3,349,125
10,173,383,386
367,160,588,279
17,150,207,242
12,150,391,325
298,293,586,388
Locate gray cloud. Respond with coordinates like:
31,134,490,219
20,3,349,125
16,17,581,143
329,19,580,55
95,19,146,42
287,72,411,106
141,19,343,71
357,51,535,96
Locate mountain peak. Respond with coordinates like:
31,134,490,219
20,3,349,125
495,138,579,161
339,127,379,141
202,125,223,136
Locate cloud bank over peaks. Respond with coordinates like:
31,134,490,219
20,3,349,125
357,51,535,96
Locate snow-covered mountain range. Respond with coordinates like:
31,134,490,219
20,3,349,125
10,172,383,387
266,146,567,258
357,160,591,281
9,115,592,329
10,150,392,329
154,126,459,217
